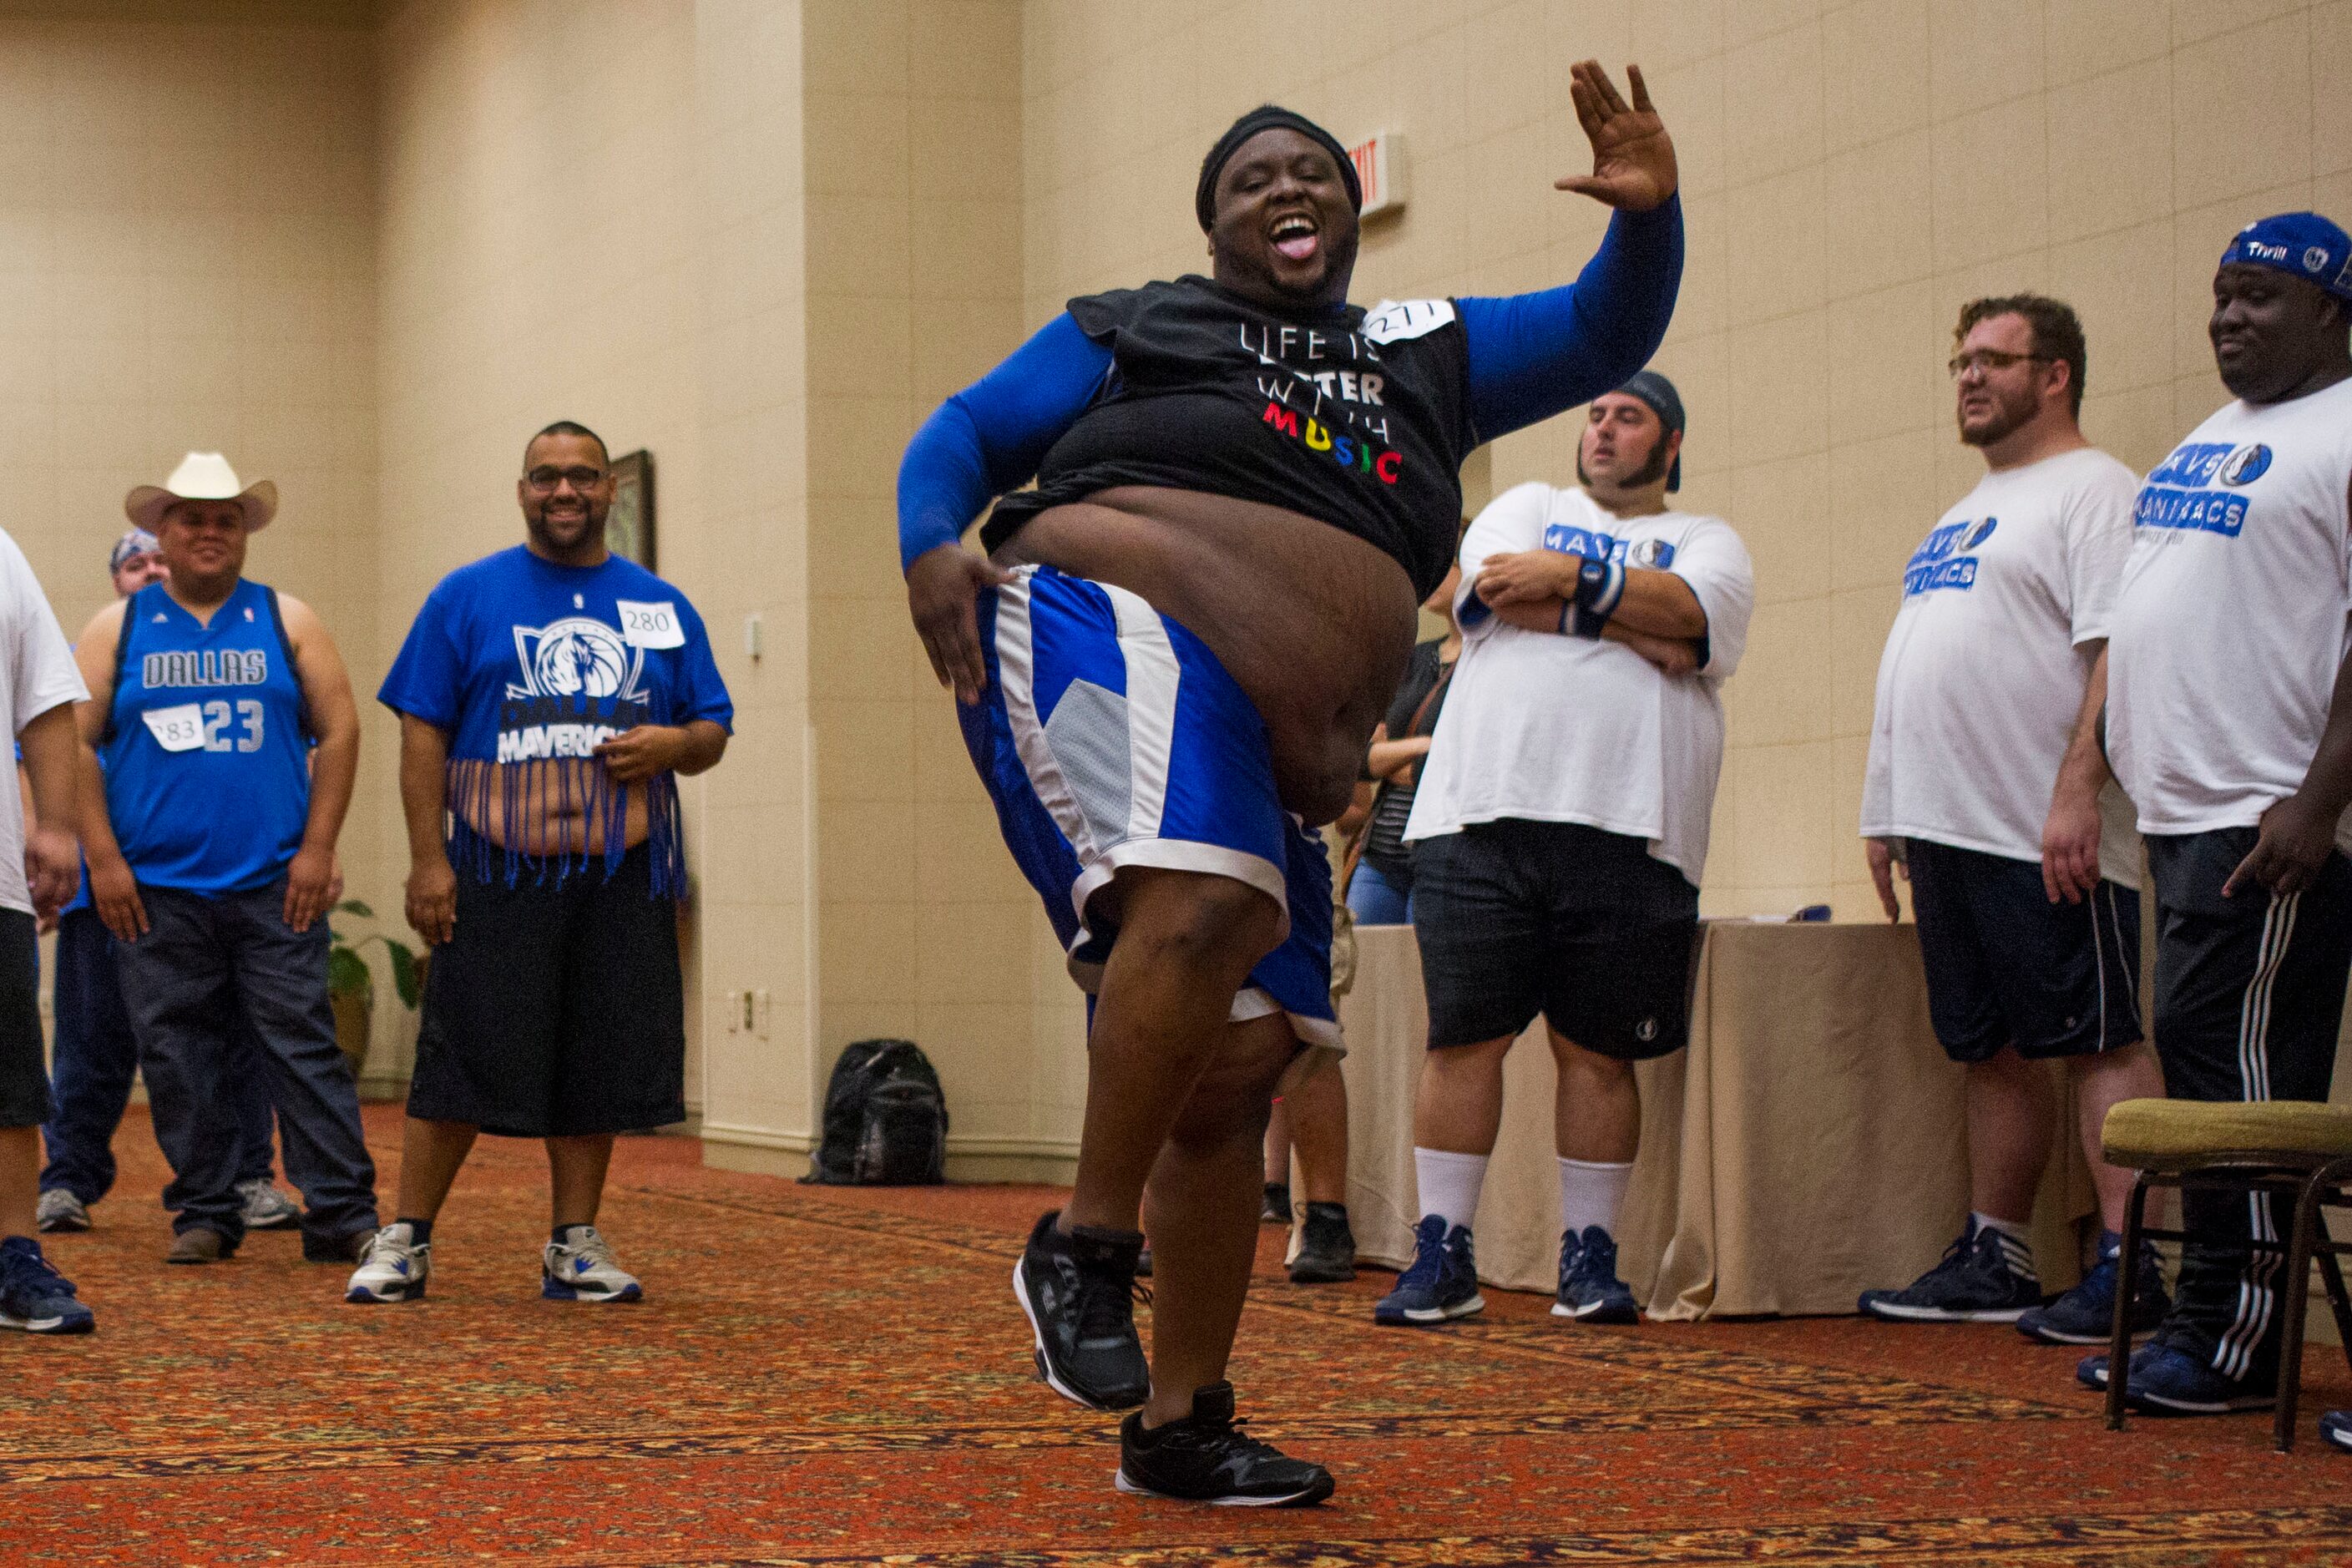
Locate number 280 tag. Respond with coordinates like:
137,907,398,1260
615,599,685,650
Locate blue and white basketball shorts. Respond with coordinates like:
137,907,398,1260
957,565,1341,1052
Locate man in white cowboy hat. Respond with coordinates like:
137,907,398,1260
37,525,300,1237
72,453,379,1266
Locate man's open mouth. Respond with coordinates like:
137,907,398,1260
1270,214,1318,263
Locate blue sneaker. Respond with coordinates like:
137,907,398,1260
2016,1235,2168,1345
2320,1409,2352,1452
1552,1226,1639,1323
1859,1217,2041,1323
2075,1332,2275,1415
1373,1215,1483,1326
0,1237,94,1335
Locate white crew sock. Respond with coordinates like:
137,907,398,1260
1414,1147,1489,1233
1558,1157,1633,1239
1970,1211,2038,1281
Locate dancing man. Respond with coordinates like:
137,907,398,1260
897,63,1681,1503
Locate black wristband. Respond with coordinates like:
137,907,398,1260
1570,605,1608,639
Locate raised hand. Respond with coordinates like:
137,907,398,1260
1556,60,1677,213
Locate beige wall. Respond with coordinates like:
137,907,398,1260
0,0,388,1042
1024,0,2352,922
794,2,1084,1180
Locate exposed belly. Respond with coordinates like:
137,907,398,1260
997,487,1419,824
450,758,652,856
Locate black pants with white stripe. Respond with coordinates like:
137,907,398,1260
2147,827,2352,1380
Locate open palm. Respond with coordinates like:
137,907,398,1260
1556,60,1677,213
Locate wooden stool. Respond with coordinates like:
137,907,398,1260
2102,1098,2352,1451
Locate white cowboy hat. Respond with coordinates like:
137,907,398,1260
124,452,278,533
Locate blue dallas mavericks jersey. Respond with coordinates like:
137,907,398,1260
377,546,732,895
100,579,313,893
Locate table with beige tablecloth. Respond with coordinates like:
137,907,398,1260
1328,920,2093,1318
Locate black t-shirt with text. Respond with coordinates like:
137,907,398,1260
980,277,1479,599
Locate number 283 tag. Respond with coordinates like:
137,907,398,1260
141,703,206,753
615,599,685,650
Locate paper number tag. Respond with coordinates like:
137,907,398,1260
142,702,206,752
615,599,685,650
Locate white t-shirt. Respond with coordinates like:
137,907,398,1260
1860,447,2143,886
0,528,89,918
2108,377,2352,845
1404,483,1755,884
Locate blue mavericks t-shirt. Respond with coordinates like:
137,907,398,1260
99,579,315,894
377,546,733,896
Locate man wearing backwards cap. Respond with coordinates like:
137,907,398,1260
1376,371,1753,1329
72,453,378,1266
2086,213,2352,1425
36,529,300,1238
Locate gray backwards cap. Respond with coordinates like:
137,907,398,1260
1615,369,1685,491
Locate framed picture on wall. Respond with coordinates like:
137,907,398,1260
609,449,655,570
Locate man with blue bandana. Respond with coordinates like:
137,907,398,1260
2087,213,2352,1426
1380,371,1753,1330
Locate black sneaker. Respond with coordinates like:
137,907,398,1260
1287,1201,1355,1283
1116,1382,1334,1506
1014,1210,1150,1411
1260,1182,1291,1225
2016,1234,2168,1345
1858,1218,2041,1323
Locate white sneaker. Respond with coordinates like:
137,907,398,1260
344,1223,431,1303
35,1189,89,1234
542,1227,642,1302
237,1178,301,1231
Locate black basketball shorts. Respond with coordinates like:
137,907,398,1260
1902,837,2142,1064
0,910,48,1129
1411,819,1701,1060
407,845,686,1138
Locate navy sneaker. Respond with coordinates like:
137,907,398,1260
1859,1218,2041,1323
1014,1210,1151,1410
1373,1215,1483,1326
2320,1409,2352,1452
1261,1182,1291,1226
2076,1331,2276,1415
0,1237,94,1335
1116,1381,1333,1506
2016,1235,2168,1346
1552,1226,1639,1323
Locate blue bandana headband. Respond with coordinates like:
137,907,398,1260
109,528,159,574
2219,211,2352,305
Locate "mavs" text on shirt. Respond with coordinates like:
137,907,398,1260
1903,517,1997,596
2132,441,2272,537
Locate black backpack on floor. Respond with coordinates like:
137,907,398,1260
802,1039,948,1186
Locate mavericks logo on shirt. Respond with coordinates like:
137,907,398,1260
1541,524,1677,568
498,616,651,762
2134,442,2271,537
1903,517,1996,595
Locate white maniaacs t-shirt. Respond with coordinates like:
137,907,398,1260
0,527,89,917
1860,446,2142,886
1404,483,1755,884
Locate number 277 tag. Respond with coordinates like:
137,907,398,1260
615,599,685,650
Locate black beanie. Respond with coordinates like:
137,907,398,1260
1196,106,1362,233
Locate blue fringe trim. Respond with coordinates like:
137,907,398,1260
445,758,686,898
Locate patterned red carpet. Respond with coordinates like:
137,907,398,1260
11,1105,2352,1565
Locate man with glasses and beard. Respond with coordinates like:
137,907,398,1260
2086,215,2352,1427
350,422,730,1308
1857,296,2169,1345
1378,370,1753,1331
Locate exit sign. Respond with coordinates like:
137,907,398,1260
1348,131,1407,220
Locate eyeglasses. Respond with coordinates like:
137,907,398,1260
1947,349,2051,379
524,466,608,491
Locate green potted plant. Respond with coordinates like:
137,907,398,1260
328,898,423,1082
